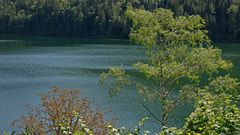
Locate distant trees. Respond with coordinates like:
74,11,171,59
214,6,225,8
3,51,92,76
0,0,130,37
0,0,240,40
165,0,240,41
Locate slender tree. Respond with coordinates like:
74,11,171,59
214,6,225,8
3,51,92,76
100,8,232,128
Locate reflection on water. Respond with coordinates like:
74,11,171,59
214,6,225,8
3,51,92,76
0,37,239,132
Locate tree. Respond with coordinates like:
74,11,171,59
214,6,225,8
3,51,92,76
100,8,232,128
228,0,240,40
14,87,112,135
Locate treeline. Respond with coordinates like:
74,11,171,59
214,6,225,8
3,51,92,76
164,0,240,41
0,0,240,40
0,0,130,37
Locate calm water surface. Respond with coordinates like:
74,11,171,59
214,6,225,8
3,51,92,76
0,37,239,132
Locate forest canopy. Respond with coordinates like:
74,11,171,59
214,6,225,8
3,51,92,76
0,0,240,40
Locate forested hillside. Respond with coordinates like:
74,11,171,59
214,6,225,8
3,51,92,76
0,0,240,40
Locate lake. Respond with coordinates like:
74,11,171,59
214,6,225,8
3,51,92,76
0,37,239,132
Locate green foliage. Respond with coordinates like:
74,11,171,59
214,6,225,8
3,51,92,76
61,114,94,135
160,76,240,135
0,0,240,40
207,75,240,96
126,8,210,48
182,92,240,135
101,8,232,127
0,0,130,36
100,67,130,97
106,117,151,135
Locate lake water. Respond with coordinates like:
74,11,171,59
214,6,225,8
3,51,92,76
0,37,239,132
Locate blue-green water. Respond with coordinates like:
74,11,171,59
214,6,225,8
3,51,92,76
0,37,151,132
0,37,239,132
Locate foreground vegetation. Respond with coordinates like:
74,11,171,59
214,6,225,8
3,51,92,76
6,85,240,134
1,0,240,40
2,5,240,135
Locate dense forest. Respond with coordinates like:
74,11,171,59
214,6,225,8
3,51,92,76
0,0,240,40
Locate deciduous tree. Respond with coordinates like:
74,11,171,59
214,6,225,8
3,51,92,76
100,8,232,128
